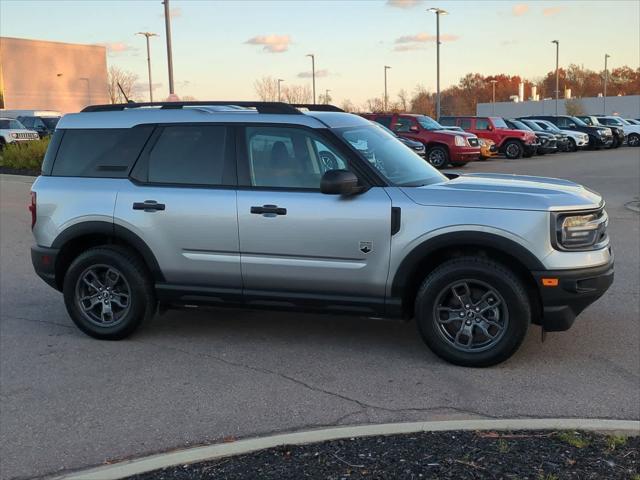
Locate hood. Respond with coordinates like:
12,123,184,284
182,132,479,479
401,173,603,212
430,129,477,139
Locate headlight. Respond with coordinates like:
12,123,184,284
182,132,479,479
478,139,485,146
11,133,18,138
552,209,608,250
454,135,466,147
598,128,610,136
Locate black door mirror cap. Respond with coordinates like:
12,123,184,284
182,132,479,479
320,169,362,195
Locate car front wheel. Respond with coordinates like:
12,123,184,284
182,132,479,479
415,257,530,367
628,133,640,147
426,145,449,169
63,246,155,340
503,140,524,159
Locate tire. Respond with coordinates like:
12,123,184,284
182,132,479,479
503,140,524,159
63,246,155,340
0,138,5,151
426,145,449,169
568,138,577,152
628,133,640,147
414,256,530,367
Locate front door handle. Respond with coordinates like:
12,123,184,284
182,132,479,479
250,204,287,216
133,200,165,212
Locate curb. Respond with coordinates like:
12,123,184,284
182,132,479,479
50,418,639,480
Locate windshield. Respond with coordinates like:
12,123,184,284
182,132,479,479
336,125,447,187
416,116,445,131
41,117,60,129
370,121,398,138
493,118,509,129
0,119,25,129
537,120,561,132
617,118,631,125
509,120,533,131
570,116,589,127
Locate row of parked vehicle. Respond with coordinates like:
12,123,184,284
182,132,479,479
361,112,640,169
0,110,61,149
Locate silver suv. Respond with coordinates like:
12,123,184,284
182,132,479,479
30,102,614,366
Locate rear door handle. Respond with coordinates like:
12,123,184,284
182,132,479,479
250,204,287,216
133,200,165,212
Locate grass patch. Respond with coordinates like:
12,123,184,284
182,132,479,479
555,431,590,448
497,439,510,453
0,138,49,170
605,435,627,451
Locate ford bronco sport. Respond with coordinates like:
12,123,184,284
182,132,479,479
30,102,614,367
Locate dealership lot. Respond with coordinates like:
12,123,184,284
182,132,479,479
0,148,638,479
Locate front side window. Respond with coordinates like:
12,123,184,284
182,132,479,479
475,118,490,130
0,119,25,129
459,118,472,130
246,126,349,189
416,116,443,131
374,116,393,128
394,117,417,133
337,124,446,187
17,117,34,128
146,125,229,185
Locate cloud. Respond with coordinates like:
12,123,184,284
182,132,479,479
297,69,330,78
98,42,136,55
512,4,529,16
386,0,423,8
394,32,460,45
245,34,291,53
543,6,563,16
393,44,426,52
500,39,519,46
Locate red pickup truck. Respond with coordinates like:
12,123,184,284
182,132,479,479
361,113,481,169
439,116,538,159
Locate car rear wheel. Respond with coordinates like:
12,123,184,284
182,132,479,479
426,145,449,169
503,140,524,159
415,257,530,367
568,138,577,152
628,133,640,147
63,246,155,340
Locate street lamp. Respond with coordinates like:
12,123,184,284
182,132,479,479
162,0,175,97
325,89,331,104
551,40,559,115
489,79,498,115
136,32,158,102
384,65,391,111
277,78,284,102
306,53,316,104
428,7,448,120
603,54,610,114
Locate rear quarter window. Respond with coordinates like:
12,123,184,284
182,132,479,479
51,126,153,177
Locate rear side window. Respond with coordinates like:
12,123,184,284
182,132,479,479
52,127,153,177
141,125,232,186
459,118,472,130
438,117,455,126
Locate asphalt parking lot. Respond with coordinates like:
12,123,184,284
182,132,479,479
1,147,639,480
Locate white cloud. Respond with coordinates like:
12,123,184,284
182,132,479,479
297,69,330,78
394,32,460,49
245,34,291,53
393,44,426,52
98,42,136,55
512,4,529,16
543,6,563,16
386,0,423,8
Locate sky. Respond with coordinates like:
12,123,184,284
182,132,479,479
2,0,639,105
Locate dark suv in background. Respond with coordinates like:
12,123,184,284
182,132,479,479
504,119,558,155
526,115,613,149
575,116,625,148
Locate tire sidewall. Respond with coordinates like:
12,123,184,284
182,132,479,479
629,133,640,147
415,261,530,367
63,248,151,339
426,145,449,169
504,140,523,159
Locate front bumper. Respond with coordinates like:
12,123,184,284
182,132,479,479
524,142,539,155
31,245,60,290
591,135,614,147
450,147,480,163
531,254,614,331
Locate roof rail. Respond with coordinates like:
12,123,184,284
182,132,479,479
292,104,345,112
81,101,302,115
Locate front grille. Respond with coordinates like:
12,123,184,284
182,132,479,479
467,137,479,147
14,132,39,140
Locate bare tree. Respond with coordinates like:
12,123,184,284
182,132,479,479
108,66,139,103
397,89,409,111
254,76,279,101
565,98,586,116
340,99,356,112
283,84,311,103
318,91,333,105
365,97,385,112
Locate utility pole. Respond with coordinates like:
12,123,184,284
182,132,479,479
324,89,330,104
162,0,175,96
384,65,391,111
490,79,497,115
306,54,316,104
277,78,284,102
603,54,610,114
428,8,448,120
136,32,158,102
552,40,559,115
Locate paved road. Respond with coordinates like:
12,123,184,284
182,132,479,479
1,148,639,479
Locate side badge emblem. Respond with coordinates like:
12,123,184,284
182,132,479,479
359,241,373,254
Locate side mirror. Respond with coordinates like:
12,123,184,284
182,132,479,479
320,169,360,195
409,125,419,132
487,124,494,131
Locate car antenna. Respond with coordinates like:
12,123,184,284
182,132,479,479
117,82,134,103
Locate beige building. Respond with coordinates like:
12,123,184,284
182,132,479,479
0,37,109,113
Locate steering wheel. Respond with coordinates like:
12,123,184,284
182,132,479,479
319,151,339,171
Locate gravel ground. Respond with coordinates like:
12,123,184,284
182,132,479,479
126,430,639,480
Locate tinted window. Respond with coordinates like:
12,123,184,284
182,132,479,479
246,126,349,189
17,117,34,128
146,125,229,185
438,117,456,126
0,119,25,129
459,118,472,130
52,127,153,177
394,117,416,132
41,117,60,129
476,118,490,130
374,116,393,128
555,117,570,128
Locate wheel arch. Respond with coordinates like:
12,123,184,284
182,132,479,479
390,232,543,320
51,221,164,290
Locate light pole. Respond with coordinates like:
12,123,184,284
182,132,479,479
324,89,331,104
136,32,158,102
603,53,610,114
428,7,448,120
277,78,284,102
384,65,391,111
552,40,559,115
490,79,497,115
306,54,316,104
162,0,175,97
